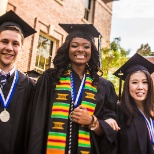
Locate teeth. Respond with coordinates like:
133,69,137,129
76,55,85,58
136,92,144,96
137,92,143,95
2,53,14,56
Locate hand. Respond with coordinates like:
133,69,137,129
105,118,120,131
71,105,92,125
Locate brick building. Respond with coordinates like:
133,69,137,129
0,0,116,74
146,56,154,81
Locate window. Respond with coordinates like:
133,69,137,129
84,0,94,22
35,35,53,73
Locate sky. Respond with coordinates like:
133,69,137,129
110,0,154,56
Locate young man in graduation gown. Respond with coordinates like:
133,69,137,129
27,24,119,154
0,10,36,154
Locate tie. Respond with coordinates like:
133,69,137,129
0,71,10,88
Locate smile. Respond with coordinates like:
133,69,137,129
75,54,86,58
2,53,15,57
136,92,145,96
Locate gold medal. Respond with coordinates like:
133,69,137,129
0,109,10,122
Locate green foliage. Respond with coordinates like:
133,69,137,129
136,43,151,56
101,38,130,95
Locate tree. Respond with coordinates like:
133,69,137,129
136,43,151,56
101,37,130,95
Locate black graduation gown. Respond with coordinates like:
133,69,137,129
27,69,118,154
0,71,35,154
117,107,154,154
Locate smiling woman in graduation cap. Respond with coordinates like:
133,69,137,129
0,10,36,154
27,24,119,154
114,53,154,154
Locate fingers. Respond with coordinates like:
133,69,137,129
69,110,80,123
73,106,87,117
70,110,121,131
73,107,83,115
69,106,90,125
105,118,120,131
70,109,121,131
71,108,83,119
110,122,120,131
78,105,86,110
73,106,86,112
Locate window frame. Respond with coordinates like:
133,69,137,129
34,33,56,73
84,0,95,23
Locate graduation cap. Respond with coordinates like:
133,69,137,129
113,53,154,100
0,10,36,38
59,24,100,41
25,70,41,78
59,23,102,66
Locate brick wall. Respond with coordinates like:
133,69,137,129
7,0,113,73
146,57,154,82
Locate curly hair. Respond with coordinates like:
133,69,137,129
119,70,154,126
50,37,102,89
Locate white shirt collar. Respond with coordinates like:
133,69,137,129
0,67,16,76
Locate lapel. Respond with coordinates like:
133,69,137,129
133,115,148,154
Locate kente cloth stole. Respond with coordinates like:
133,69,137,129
46,68,97,154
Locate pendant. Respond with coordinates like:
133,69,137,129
0,109,10,122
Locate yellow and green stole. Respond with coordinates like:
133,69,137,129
46,67,97,154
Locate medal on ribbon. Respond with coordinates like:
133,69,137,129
0,109,10,122
0,70,18,122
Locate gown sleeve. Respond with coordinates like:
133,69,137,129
91,77,118,154
27,69,54,154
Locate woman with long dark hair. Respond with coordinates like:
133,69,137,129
114,53,154,154
27,24,119,154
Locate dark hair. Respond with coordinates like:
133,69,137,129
51,37,102,88
0,26,24,43
119,70,154,126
